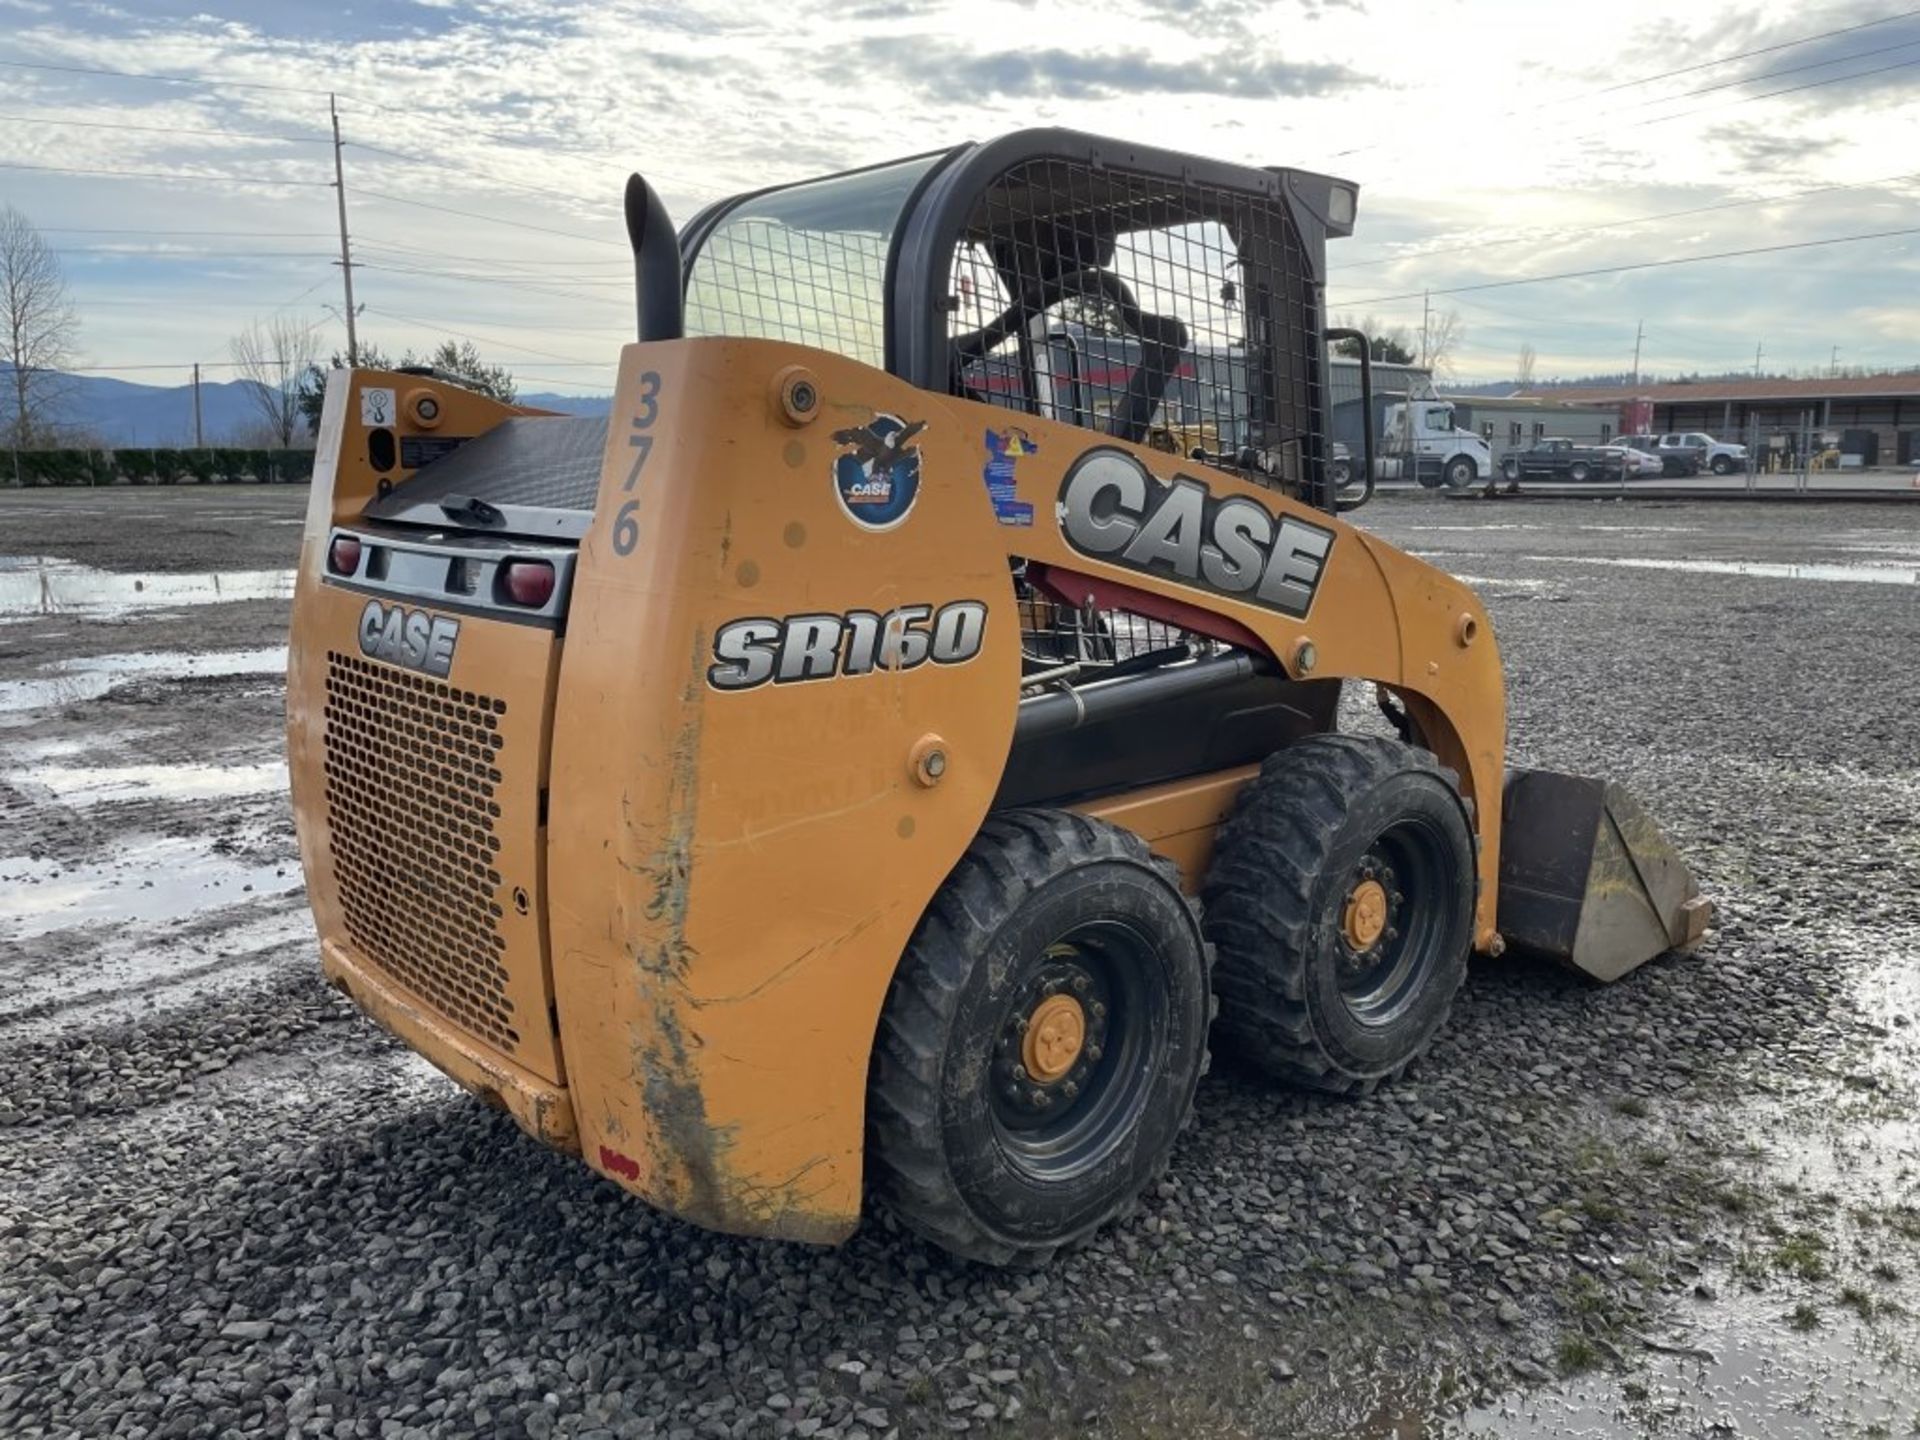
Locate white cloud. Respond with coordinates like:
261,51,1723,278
0,0,1916,390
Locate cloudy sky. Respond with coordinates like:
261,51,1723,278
2,0,1917,394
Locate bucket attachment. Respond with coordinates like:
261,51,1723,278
1496,769,1712,982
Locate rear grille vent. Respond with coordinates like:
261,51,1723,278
322,652,519,1054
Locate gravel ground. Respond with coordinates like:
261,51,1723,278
1,486,1917,1439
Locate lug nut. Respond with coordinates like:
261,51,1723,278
1012,1064,1029,1081
1031,1090,1052,1108
1071,974,1090,994
1086,1045,1103,1063
1063,1080,1079,1098
1090,1001,1107,1019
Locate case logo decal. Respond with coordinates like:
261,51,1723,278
983,427,1036,526
832,415,926,530
358,599,459,678
708,601,986,691
1057,447,1334,620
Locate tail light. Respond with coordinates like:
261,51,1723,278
499,559,556,608
328,535,363,576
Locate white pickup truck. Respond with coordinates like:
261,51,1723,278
1659,431,1749,475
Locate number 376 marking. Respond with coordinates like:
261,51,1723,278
611,371,661,558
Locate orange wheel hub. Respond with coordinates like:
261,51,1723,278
1343,878,1389,950
1021,993,1087,1082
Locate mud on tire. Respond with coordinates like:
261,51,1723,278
867,809,1213,1265
1202,735,1475,1096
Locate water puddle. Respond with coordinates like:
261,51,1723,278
0,903,312,1032
0,555,295,617
14,760,288,806
0,646,287,715
1526,555,1919,585
0,835,302,941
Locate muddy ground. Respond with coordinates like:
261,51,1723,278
1,486,1917,1439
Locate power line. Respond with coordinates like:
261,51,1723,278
356,236,629,271
1353,49,1920,187
0,112,328,143
343,140,623,211
1569,6,1920,103
1331,7,1920,160
54,247,336,259
36,226,337,237
1592,51,1920,140
0,159,331,188
354,260,624,306
361,305,612,363
0,54,352,100
1339,168,1920,270
353,187,625,246
1336,223,1920,306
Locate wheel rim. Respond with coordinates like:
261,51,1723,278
990,922,1160,1182
1332,817,1453,1026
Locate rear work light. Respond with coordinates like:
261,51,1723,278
499,559,556,608
328,535,363,576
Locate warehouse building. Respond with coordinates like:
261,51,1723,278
1445,394,1623,464
1521,374,1920,466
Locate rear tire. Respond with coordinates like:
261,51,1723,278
1202,736,1475,1095
868,810,1213,1264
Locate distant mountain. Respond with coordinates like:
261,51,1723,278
9,368,611,448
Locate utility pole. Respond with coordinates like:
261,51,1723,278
1754,341,1764,378
1830,346,1840,378
192,363,203,448
1631,319,1643,386
1420,290,1431,367
329,93,359,365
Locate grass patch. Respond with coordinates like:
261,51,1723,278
1580,1193,1625,1226
1556,1333,1602,1375
1612,1096,1650,1119
1773,1232,1830,1282
1787,1302,1822,1332
1839,1286,1874,1319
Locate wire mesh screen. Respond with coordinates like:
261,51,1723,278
1016,586,1225,677
948,157,1323,491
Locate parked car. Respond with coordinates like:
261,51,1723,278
1659,431,1748,475
1602,444,1664,479
1619,434,1702,477
1501,436,1630,483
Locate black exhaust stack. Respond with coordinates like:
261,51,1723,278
624,174,684,342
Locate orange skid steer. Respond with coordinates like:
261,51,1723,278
288,130,1709,1264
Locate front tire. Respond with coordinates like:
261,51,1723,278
868,810,1213,1264
1711,455,1733,475
1569,461,1591,482
1202,736,1475,1095
1444,455,1478,489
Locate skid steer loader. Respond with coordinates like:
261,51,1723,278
288,129,1710,1265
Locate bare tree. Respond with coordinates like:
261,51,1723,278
229,315,319,448
1330,312,1417,365
1515,342,1537,388
1420,307,1465,380
1,206,80,461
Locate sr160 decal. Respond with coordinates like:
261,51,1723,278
1058,448,1334,619
708,601,987,691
